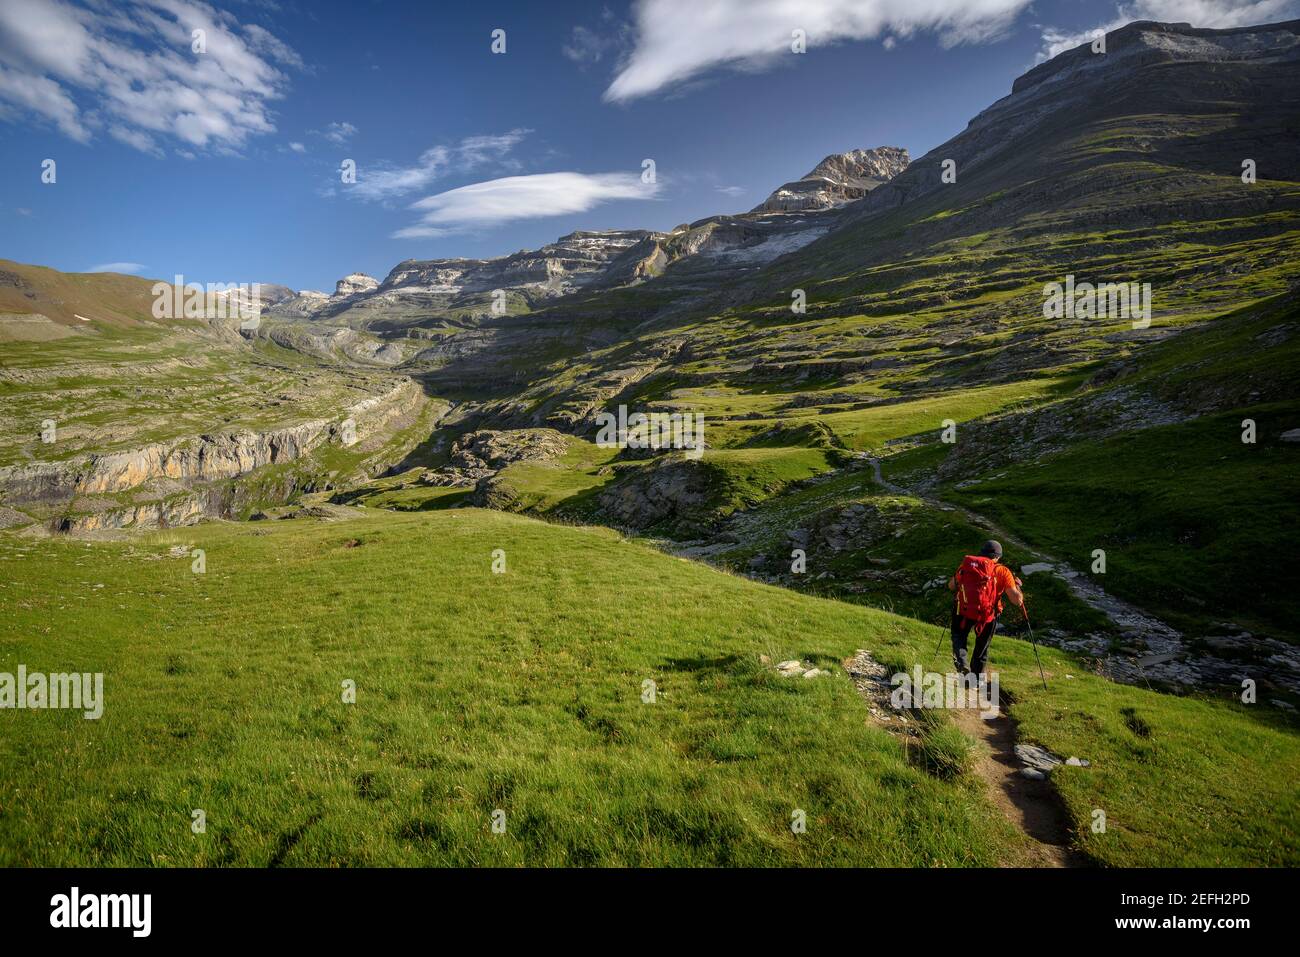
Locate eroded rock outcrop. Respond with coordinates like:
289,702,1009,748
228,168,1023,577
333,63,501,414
596,454,713,531
53,494,213,533
453,428,569,469
0,380,423,505
382,232,658,298
420,428,570,491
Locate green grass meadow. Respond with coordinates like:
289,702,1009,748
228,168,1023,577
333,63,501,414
1,510,1295,866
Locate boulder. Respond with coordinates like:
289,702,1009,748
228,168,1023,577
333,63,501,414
1014,743,1064,773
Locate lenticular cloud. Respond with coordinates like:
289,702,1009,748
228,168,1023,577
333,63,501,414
604,0,1034,102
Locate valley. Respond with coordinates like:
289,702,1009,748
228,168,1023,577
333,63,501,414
2,18,1299,867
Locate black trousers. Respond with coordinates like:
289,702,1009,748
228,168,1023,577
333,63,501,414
951,612,997,674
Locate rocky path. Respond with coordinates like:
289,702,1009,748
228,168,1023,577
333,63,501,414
845,650,1080,867
948,705,1081,867
865,457,1300,697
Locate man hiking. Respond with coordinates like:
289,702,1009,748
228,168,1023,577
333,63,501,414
947,540,1024,676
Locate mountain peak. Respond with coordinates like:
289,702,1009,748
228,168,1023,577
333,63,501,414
1010,18,1300,99
335,273,379,297
753,146,910,213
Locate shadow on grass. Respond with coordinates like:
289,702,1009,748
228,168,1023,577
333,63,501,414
660,653,743,674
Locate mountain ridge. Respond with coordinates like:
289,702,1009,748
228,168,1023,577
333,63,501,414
262,146,911,322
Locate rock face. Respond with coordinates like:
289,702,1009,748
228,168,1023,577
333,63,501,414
754,147,910,212
1012,19,1300,99
383,231,659,298
2,425,335,502
259,321,416,366
408,428,572,509
252,284,296,306
335,273,379,297
596,455,713,531
372,149,906,306
265,273,379,320
53,494,215,534
542,362,665,433
848,19,1300,225
0,380,422,505
264,289,329,318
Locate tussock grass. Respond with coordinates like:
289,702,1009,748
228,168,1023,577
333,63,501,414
916,724,978,781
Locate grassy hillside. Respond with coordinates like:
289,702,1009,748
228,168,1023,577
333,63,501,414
878,295,1300,641
0,259,164,332
447,289,1300,647
944,407,1300,638
1,509,1295,866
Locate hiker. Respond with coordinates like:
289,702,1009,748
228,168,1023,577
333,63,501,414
947,540,1024,676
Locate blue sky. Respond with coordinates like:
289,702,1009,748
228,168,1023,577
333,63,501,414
1,0,1293,291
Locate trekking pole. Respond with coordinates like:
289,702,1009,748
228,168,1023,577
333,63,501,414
929,595,954,670
1022,600,1048,690
929,621,947,670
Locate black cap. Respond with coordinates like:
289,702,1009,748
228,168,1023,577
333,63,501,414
979,539,1003,559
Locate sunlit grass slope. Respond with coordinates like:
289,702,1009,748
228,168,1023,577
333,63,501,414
0,509,1295,866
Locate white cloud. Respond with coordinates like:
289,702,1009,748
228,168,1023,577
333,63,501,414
87,261,146,273
390,225,453,240
288,140,305,153
456,130,530,167
109,124,162,156
1038,0,1300,60
243,22,302,69
604,0,1034,102
321,120,357,144
716,185,746,196
350,128,532,203
354,146,449,203
0,0,300,152
0,63,88,140
394,171,659,239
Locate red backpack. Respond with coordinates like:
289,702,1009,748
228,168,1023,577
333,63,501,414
955,555,1001,624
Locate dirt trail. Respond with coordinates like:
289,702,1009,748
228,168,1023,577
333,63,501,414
845,650,1081,867
949,704,1082,868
